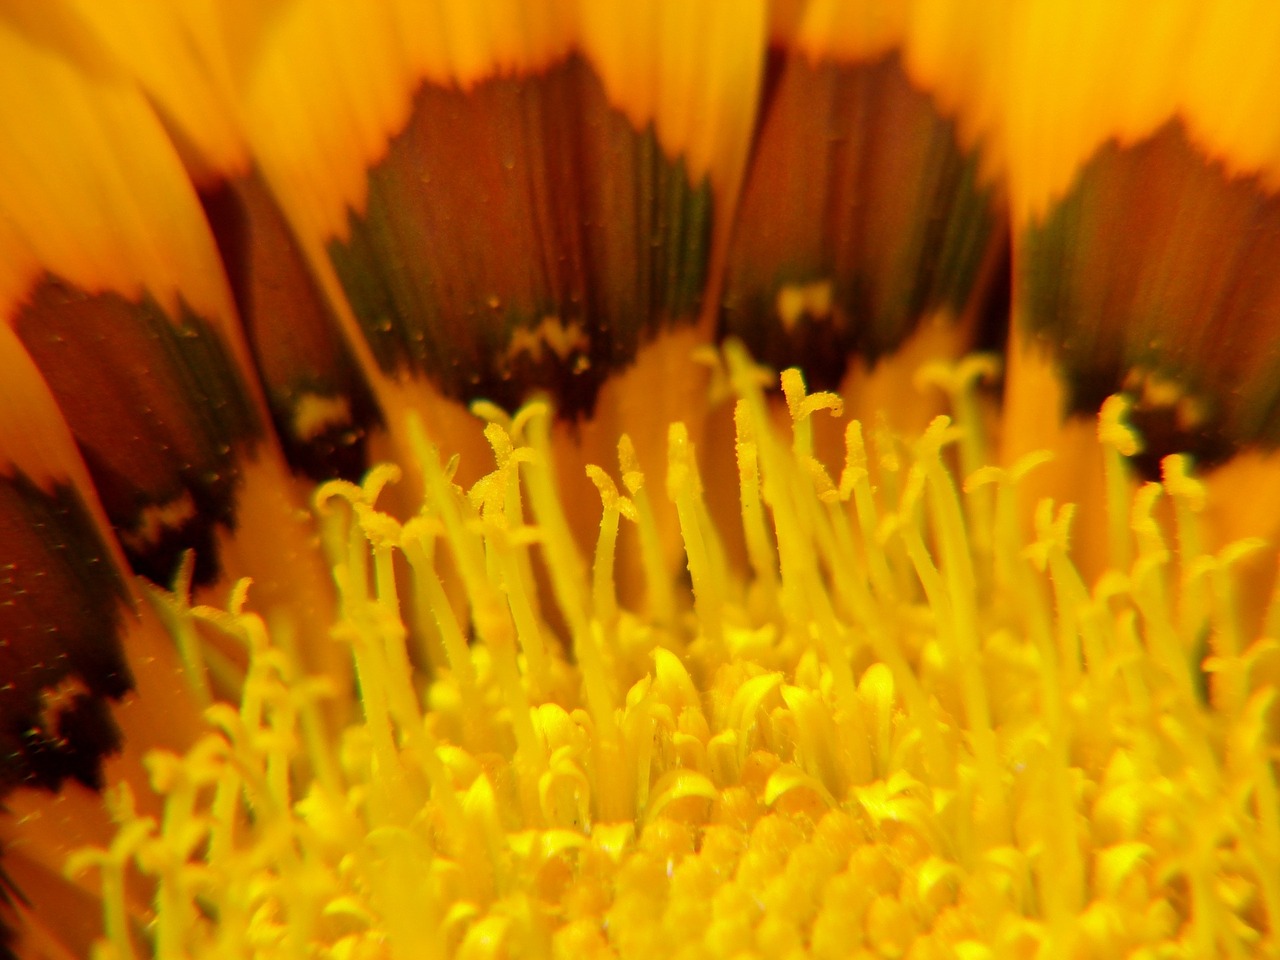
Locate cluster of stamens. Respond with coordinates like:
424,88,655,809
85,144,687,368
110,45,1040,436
72,346,1279,958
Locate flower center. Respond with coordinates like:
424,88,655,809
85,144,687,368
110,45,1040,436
71,346,1279,958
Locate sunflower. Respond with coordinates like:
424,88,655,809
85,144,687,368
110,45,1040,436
1,2,1279,957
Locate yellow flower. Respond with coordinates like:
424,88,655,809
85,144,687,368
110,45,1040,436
1,2,1279,958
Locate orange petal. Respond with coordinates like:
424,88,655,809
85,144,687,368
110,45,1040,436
19,5,384,489
219,1,764,418
1006,0,1280,225
0,10,232,328
719,1,1007,393
0,325,132,793
0,339,196,960
200,170,384,482
1003,2,1280,569
0,13,263,586
58,0,249,183
1017,122,1280,472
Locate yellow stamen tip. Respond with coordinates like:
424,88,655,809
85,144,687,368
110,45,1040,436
1098,394,1144,457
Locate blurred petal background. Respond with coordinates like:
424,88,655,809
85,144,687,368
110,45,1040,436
0,1,1278,957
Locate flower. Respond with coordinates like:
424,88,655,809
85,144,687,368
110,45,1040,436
1,2,1279,958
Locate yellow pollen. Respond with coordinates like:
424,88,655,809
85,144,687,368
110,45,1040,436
119,493,198,553
293,393,355,442
71,347,1280,959
775,280,835,332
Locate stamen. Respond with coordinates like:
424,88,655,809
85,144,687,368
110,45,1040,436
618,434,676,626
734,399,779,609
585,464,636,631
667,421,725,652
75,348,1279,958
1098,393,1142,572
143,551,212,708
